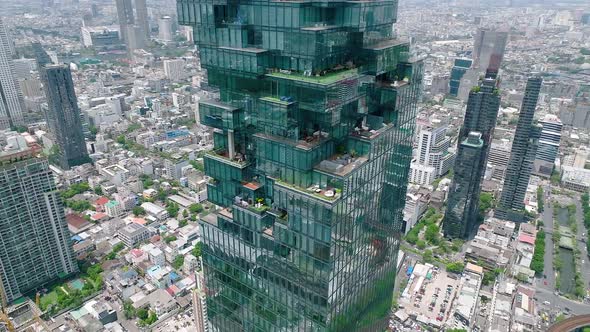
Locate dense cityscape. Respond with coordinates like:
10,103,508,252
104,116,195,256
0,0,589,331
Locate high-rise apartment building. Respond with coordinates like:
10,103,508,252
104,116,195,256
533,114,562,177
0,146,78,305
472,28,508,74
0,18,25,130
449,58,473,97
158,16,173,42
135,0,149,39
444,76,500,239
163,59,185,81
116,0,135,42
496,77,543,222
409,122,455,185
40,64,90,170
178,0,423,329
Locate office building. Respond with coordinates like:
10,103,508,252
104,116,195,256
0,18,25,130
116,0,135,42
135,0,149,39
444,132,486,238
496,77,542,222
81,26,122,49
449,58,473,97
163,59,185,81
0,147,78,304
178,0,423,329
533,114,562,177
158,16,173,42
444,76,500,239
40,64,90,170
472,28,508,74
126,25,146,51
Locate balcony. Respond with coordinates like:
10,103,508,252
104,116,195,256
315,155,368,178
206,149,250,169
274,179,341,203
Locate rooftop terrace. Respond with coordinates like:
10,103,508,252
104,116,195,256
266,68,358,86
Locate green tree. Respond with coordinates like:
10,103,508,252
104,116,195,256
424,224,440,245
116,135,126,145
123,301,136,319
192,242,202,257
446,262,465,274
182,209,189,218
137,308,149,320
133,206,146,216
416,240,426,250
537,187,544,213
190,160,205,172
479,193,495,214
166,202,180,217
423,249,433,263
189,203,203,214
164,235,177,244
94,186,103,195
173,255,185,270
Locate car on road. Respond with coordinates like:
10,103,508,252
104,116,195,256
543,301,550,305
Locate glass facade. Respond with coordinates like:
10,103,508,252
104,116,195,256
443,77,500,239
179,0,422,330
449,58,472,97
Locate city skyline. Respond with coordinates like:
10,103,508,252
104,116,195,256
0,0,589,331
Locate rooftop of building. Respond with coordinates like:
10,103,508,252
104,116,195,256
266,67,359,87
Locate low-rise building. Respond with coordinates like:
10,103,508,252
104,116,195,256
118,223,151,247
141,202,169,220
105,200,124,217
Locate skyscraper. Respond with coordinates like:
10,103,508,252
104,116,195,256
496,76,543,222
0,18,25,130
443,76,500,239
472,28,508,74
116,0,135,42
533,114,562,177
40,64,90,170
158,16,173,42
0,145,78,305
449,58,473,97
134,0,149,39
178,0,423,330
443,132,486,238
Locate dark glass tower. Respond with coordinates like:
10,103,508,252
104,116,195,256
40,64,90,170
444,132,485,238
443,76,500,239
178,0,423,330
495,76,542,222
